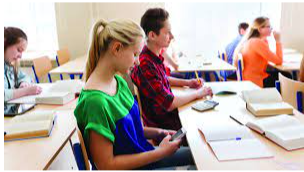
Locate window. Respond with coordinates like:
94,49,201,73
4,2,59,52
165,2,281,58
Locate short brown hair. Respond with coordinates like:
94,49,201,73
140,8,169,36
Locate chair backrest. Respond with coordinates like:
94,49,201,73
279,73,304,112
57,48,71,66
73,128,90,170
133,84,143,118
236,53,244,81
32,56,53,83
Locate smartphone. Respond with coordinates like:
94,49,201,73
170,128,187,141
4,103,36,116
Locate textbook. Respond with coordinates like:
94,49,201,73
48,79,84,95
241,88,293,116
8,80,83,104
4,110,56,141
35,91,74,105
233,114,304,151
198,120,273,161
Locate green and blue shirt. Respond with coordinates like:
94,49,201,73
74,75,154,159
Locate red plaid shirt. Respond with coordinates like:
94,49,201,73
131,46,181,130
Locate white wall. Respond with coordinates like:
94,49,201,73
281,3,304,53
55,3,164,60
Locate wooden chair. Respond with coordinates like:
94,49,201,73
32,56,53,83
236,53,244,81
72,128,90,170
133,84,143,120
56,48,83,80
276,73,304,112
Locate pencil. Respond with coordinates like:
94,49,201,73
194,71,201,85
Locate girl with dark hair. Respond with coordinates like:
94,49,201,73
4,27,42,103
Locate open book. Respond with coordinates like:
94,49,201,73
245,115,304,151
199,121,273,161
8,80,84,104
4,110,56,141
242,88,293,116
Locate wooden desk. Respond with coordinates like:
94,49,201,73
271,52,303,79
4,105,77,170
49,56,86,76
174,57,236,73
174,81,304,170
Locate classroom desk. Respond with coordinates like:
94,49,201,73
173,81,304,170
4,104,78,170
174,56,236,73
174,57,236,81
49,56,87,79
270,52,303,80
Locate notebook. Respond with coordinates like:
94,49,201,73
4,110,56,141
231,114,304,151
242,88,293,116
198,120,273,161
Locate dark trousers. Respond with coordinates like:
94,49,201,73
263,67,292,88
136,146,196,170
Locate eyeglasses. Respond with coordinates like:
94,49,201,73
262,25,272,29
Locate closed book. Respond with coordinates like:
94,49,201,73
35,92,74,105
4,110,56,141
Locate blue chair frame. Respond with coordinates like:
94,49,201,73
275,81,303,112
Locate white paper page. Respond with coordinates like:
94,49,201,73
7,83,53,104
49,80,84,94
209,139,273,161
242,88,282,104
251,102,293,111
249,115,301,132
199,122,254,142
267,125,304,141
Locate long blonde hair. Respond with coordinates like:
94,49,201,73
233,17,269,66
85,19,145,82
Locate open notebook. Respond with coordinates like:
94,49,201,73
4,110,56,141
198,120,273,161
242,88,293,116
8,80,84,105
231,114,304,151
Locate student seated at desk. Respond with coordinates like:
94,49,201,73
74,19,195,170
225,22,249,80
300,57,304,82
4,27,42,104
233,17,290,88
131,8,213,136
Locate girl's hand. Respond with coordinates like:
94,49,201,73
273,31,281,43
159,135,181,156
25,85,42,95
19,82,32,88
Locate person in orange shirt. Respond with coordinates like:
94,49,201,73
234,17,287,87
300,57,304,82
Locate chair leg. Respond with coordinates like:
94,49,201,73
275,81,281,93
32,65,40,83
297,92,303,113
48,74,52,83
70,74,75,79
